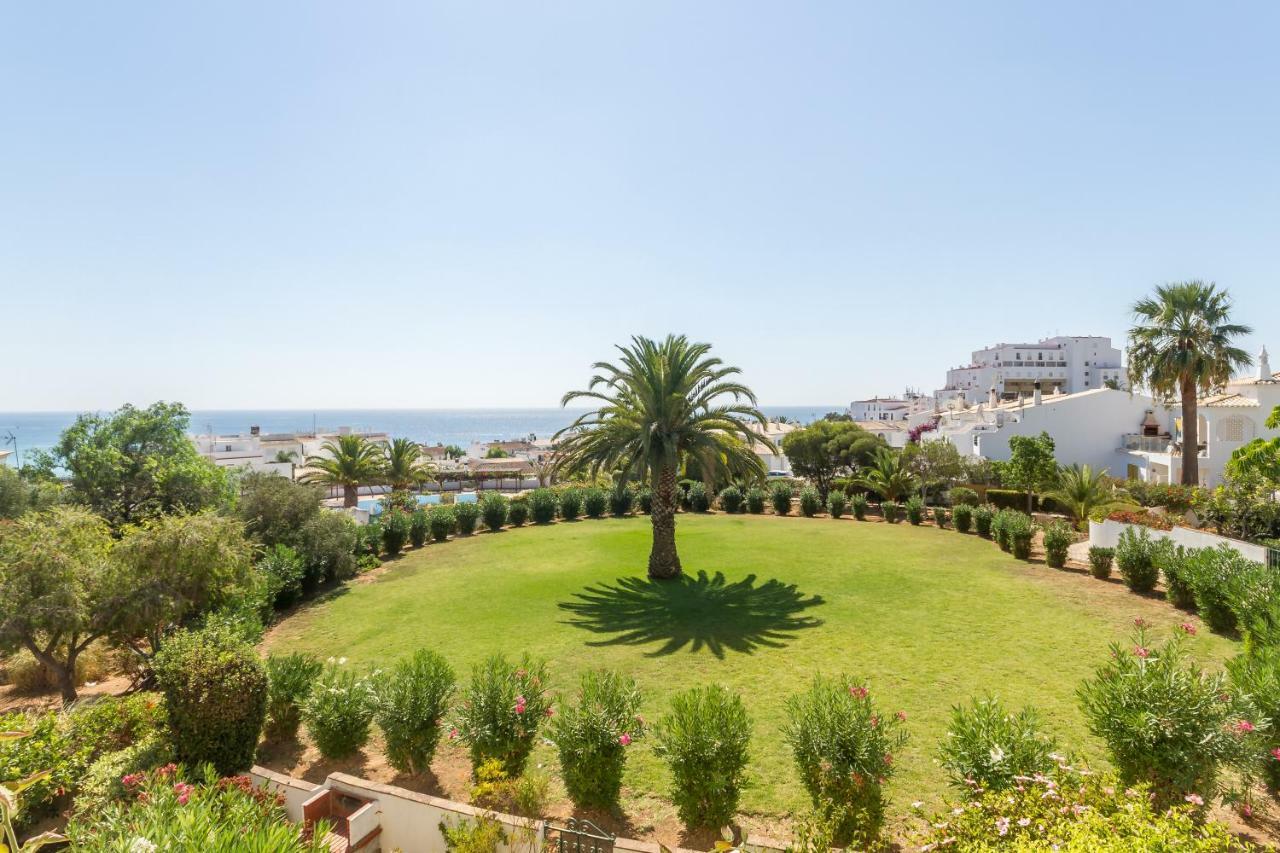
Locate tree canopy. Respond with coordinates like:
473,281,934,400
781,420,883,500
1226,406,1280,485
1003,432,1059,512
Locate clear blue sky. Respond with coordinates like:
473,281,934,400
2,3,1276,411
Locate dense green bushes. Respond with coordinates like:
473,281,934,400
529,488,558,524
826,491,847,518
264,652,323,741
558,488,583,521
583,487,608,519
454,500,481,534
880,500,902,523
948,486,980,507
381,509,410,555
609,486,634,517
410,508,430,547
1088,546,1114,579
1115,526,1160,593
904,496,925,525
550,669,644,810
718,486,744,513
455,653,552,776
654,685,751,830
302,662,377,759
938,696,1055,791
507,497,530,527
973,504,994,537
745,487,765,514
481,493,509,531
687,482,710,512
798,486,822,518
375,650,456,774
849,493,868,520
1042,519,1073,568
770,482,793,515
952,503,973,533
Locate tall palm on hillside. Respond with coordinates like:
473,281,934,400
301,434,386,508
1127,281,1252,486
384,437,435,491
854,448,918,502
1043,464,1131,530
555,334,771,580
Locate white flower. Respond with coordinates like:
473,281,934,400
911,801,924,810
989,746,1005,764
338,656,348,665
130,839,158,853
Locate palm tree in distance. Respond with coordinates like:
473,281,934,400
1043,464,1131,530
301,434,386,508
1127,281,1252,486
854,447,918,502
384,437,435,491
555,334,771,580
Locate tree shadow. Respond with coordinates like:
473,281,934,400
558,570,825,658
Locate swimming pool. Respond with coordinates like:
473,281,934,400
358,494,442,515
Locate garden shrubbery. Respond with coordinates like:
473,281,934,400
375,649,456,774
529,488,558,524
636,488,653,514
904,496,925,526
550,669,645,810
1088,545,1114,579
827,491,847,519
264,652,323,741
687,482,710,512
770,482,793,516
718,486,744,514
609,486,633,517
798,486,822,518
745,487,765,514
507,497,530,527
1115,526,1160,593
410,508,430,547
259,544,306,608
938,696,1056,792
952,503,973,533
881,500,902,523
850,493,868,521
454,500,481,535
974,504,994,538
481,493,508,532
654,685,751,830
1042,519,1073,568
583,487,608,519
455,653,552,776
302,661,378,759
932,506,949,528
429,506,455,542
558,488,583,521
948,486,980,507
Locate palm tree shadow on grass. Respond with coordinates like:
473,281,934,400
558,570,825,658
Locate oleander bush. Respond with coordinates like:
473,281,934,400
938,695,1056,792
1228,646,1280,794
481,493,508,532
529,488,559,524
507,497,530,527
718,486,744,514
381,509,410,556
302,661,378,760
358,521,382,557
636,488,653,514
783,675,908,847
1008,513,1035,559
583,487,608,519
153,626,267,776
375,649,457,774
454,500,481,535
259,543,306,608
948,486,980,507
1088,546,1114,579
770,481,794,515
1042,519,1073,568
558,488,583,521
991,508,1013,551
609,486,634,517
687,482,710,513
1183,545,1273,635
933,506,949,528
1115,526,1160,593
745,487,766,514
654,684,751,831
952,503,973,533
798,486,822,518
75,733,174,814
1158,542,1197,609
264,652,323,741
904,496,925,525
850,493,868,521
881,500,902,523
454,653,552,776
410,508,430,547
1077,623,1264,808
974,503,994,538
429,506,456,542
827,491,848,519
550,669,645,810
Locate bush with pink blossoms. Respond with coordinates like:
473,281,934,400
549,668,644,810
454,653,551,776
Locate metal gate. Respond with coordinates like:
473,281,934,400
546,818,615,853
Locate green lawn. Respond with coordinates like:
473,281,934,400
265,513,1239,824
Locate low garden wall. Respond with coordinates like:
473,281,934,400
1088,518,1269,564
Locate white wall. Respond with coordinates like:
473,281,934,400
1088,518,1269,564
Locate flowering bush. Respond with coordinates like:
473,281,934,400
654,684,751,830
1088,546,1114,580
507,497,530,527
881,500,902,523
375,649,456,774
718,486,744,514
1107,508,1174,531
974,504,994,538
66,764,330,852
827,491,848,519
558,488,583,521
528,489,558,524
454,500,481,535
744,487,766,514
264,652,323,741
582,487,608,519
1077,623,1265,807
770,482,793,516
798,486,822,518
1115,525,1160,593
913,766,1242,852
1228,646,1280,794
782,676,908,846
850,493,868,521
938,696,1056,792
952,503,973,533
480,493,508,532
549,669,644,810
302,661,377,759
1042,519,1073,568
1182,545,1272,635
454,653,552,776
429,506,455,542
1157,542,1198,610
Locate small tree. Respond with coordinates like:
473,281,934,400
1003,432,1058,513
781,421,882,502
905,440,965,502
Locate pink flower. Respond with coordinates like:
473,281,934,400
634,714,645,725
870,715,879,728
1270,747,1280,761
896,711,907,721
1134,646,1149,658
173,782,194,806
995,817,1009,836
515,668,527,679
1234,720,1256,734
849,685,868,699
1133,618,1148,628
883,753,893,766
618,733,632,746
1017,818,1030,827
1180,622,1197,635
1242,803,1254,818
515,695,526,706
514,703,526,715
544,707,554,718
1185,793,1204,806
449,728,459,740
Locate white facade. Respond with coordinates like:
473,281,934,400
854,420,909,449
752,421,798,475
849,388,934,422
193,426,390,478
936,336,1125,405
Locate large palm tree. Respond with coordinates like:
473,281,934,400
854,447,918,502
555,335,770,580
1127,282,1252,486
1043,464,1131,529
300,434,386,508
384,437,435,491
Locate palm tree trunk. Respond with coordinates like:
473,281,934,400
648,464,682,580
1180,380,1199,486
343,483,358,508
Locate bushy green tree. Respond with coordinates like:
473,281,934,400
781,421,882,502
1003,432,1058,513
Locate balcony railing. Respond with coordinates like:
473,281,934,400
1121,434,1206,457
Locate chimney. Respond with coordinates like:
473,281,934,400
1032,379,1042,406
989,385,998,407
1259,345,1272,381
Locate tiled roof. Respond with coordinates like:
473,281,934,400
854,420,906,431
1201,393,1261,408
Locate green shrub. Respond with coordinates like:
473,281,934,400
770,481,793,515
1228,646,1280,794
1007,512,1034,559
687,482,710,512
454,653,552,776
1042,519,1073,568
718,486,744,514
429,506,455,542
1183,545,1271,635
938,696,1056,792
881,500,902,523
153,625,268,775
259,544,306,608
507,497,529,527
949,486,980,507
973,504,994,538
1158,542,1196,608
298,511,359,583
410,509,430,547
264,652,323,741
1088,546,1115,580
468,757,550,818
609,486,634,517
355,554,381,573
987,488,1037,511
358,521,382,557
745,487,766,514
550,669,644,811
1125,481,1201,513
933,506,950,528
454,500,481,535
480,493,508,532
952,503,973,533
302,662,377,759
991,508,1013,550
440,814,506,853
905,496,925,525
827,491,848,519
798,486,822,518
1077,623,1263,807
1115,526,1160,593
582,487,608,519
636,488,653,514
849,493,868,520
376,650,456,774
558,488,583,521
783,676,907,847
654,684,751,831
381,509,411,556
529,488,558,524
75,733,174,813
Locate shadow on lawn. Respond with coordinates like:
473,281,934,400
558,570,824,658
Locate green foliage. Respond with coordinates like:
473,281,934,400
0,465,61,520
297,511,358,583
826,491,848,519
1007,512,1034,559
781,420,883,502
904,439,966,502
1077,623,1263,807
299,434,385,508
904,496,925,525
302,662,377,759
654,684,751,831
932,506,950,528
744,487,766,514
429,506,455,542
718,486,744,514
75,733,173,814
550,669,644,810
1115,526,1160,593
375,650,456,774
507,497,530,527
385,437,436,490
635,488,653,514
783,676,907,846
582,487,608,519
480,493,508,532
468,758,550,817
528,488,558,524
798,486,822,518
454,500,481,535
1228,646,1280,794
153,626,268,775
770,481,793,515
948,486,980,507
854,448,919,502
1194,472,1280,543
1124,480,1202,513
1042,519,1073,568
357,520,382,556
236,472,322,552
454,653,552,776
849,492,868,520
938,696,1056,792
1180,545,1273,635
558,488,583,521
986,488,1036,511
952,503,973,533
687,481,710,512
1046,464,1130,528
973,504,994,537
259,544,306,608
264,652,323,741
880,500,902,523
440,815,506,853
381,509,411,555
1002,431,1059,511
1088,546,1114,580
609,486,634,517
410,508,430,546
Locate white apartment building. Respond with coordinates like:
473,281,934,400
935,336,1126,405
849,388,935,422
752,421,798,475
193,425,390,478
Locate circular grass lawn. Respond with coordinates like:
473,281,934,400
265,513,1238,829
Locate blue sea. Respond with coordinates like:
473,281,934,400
0,406,839,466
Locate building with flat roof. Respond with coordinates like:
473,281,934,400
936,335,1125,405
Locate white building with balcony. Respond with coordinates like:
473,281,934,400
936,336,1126,405
193,425,390,478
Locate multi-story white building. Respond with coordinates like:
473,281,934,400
192,425,390,477
935,336,1126,405
849,388,935,422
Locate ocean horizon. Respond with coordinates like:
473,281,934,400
0,405,842,464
